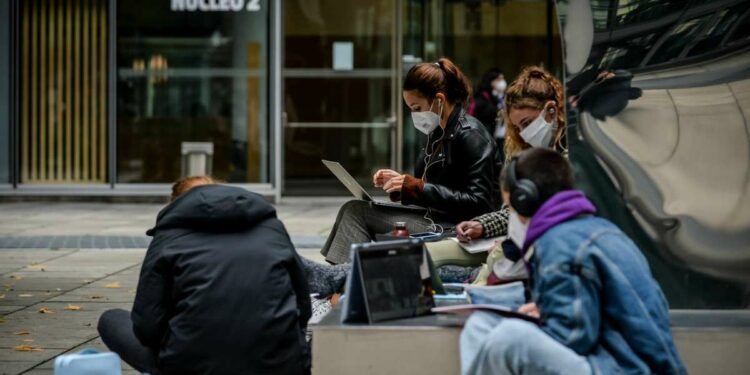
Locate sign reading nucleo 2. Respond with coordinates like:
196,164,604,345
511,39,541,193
171,0,261,12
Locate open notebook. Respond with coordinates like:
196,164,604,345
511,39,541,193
451,236,505,254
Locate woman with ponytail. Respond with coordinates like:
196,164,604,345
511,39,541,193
429,66,567,284
317,57,501,266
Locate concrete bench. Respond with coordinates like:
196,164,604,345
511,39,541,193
312,309,750,375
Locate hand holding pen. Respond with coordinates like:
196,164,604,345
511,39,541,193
455,220,484,242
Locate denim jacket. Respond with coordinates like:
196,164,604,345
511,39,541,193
525,191,686,374
529,216,686,374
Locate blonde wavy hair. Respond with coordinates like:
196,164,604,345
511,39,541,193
503,66,566,160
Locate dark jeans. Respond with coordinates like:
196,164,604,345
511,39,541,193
98,309,160,375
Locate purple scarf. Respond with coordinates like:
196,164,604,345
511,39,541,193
522,190,597,252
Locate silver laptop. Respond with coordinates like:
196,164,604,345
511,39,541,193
322,160,426,212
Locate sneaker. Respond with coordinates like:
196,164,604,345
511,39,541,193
306,294,333,343
309,294,333,325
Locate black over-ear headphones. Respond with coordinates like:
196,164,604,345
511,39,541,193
506,157,540,217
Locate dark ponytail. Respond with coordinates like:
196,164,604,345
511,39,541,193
403,57,472,107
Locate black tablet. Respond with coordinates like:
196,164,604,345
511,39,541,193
341,239,435,323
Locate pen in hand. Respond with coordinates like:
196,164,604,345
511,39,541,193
456,222,483,242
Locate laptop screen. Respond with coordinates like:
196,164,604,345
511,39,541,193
321,160,372,202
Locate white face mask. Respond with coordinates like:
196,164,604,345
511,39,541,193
520,106,556,148
493,79,507,94
411,99,443,135
508,211,529,249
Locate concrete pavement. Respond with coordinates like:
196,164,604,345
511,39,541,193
0,198,346,374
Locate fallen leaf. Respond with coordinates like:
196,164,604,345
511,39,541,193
64,304,82,311
14,344,43,352
18,294,33,297
23,339,34,342
14,331,31,336
38,307,54,314
0,294,5,299
104,282,121,289
9,275,21,280
0,318,5,324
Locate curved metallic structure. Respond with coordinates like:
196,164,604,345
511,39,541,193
559,0,750,305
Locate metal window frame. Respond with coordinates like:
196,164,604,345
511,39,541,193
9,0,19,189
393,0,403,171
108,0,116,189
271,0,282,202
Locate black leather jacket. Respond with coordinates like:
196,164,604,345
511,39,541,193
405,106,502,222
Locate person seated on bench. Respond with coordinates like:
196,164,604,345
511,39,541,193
428,66,567,283
320,57,501,265
460,149,686,375
304,67,567,300
97,176,311,375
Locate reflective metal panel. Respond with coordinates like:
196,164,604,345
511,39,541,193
559,0,750,308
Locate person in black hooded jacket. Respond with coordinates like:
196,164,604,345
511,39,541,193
97,177,311,375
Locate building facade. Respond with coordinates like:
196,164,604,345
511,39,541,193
0,0,561,200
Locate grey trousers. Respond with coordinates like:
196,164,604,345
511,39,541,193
319,200,440,264
98,309,160,375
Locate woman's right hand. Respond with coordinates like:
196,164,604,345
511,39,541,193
455,220,484,242
373,169,400,187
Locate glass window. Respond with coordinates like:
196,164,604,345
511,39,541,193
647,15,712,66
615,0,683,27
0,0,9,183
687,4,750,58
117,1,270,183
598,28,668,70
727,9,750,45
283,0,395,195
590,0,612,31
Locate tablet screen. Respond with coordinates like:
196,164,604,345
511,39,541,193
358,244,433,322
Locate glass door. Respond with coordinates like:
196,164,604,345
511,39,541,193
117,0,271,185
283,0,397,195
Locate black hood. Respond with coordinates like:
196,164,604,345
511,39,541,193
147,184,276,236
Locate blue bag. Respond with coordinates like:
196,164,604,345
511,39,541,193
54,348,122,375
